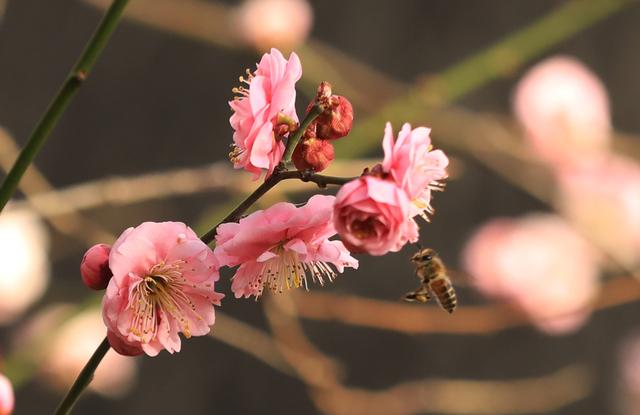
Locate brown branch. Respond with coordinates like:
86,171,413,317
313,365,591,415
199,170,355,244
292,276,640,335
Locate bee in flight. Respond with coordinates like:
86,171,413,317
404,247,457,314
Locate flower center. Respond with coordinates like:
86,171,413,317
129,260,202,343
251,245,337,298
351,218,377,239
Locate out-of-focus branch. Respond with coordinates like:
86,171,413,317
80,0,633,121
292,276,640,335
337,0,635,156
209,312,295,377
263,294,344,389
0,0,130,213
313,365,591,415
80,0,240,48
263,290,591,415
0,127,114,244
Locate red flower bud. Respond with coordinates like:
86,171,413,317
292,137,335,172
307,95,354,140
80,244,113,290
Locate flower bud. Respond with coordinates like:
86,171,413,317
307,95,354,140
292,137,335,172
0,373,14,415
80,244,112,290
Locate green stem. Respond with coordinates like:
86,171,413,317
282,105,323,163
0,0,130,213
53,336,110,415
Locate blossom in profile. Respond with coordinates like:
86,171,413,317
102,222,224,356
557,155,640,267
215,195,358,298
43,310,137,398
333,175,418,256
235,0,313,52
381,122,449,220
462,214,600,334
513,56,611,167
0,373,13,415
229,48,302,179
0,207,49,325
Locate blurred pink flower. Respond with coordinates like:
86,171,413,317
236,0,313,52
103,222,224,356
0,207,49,325
44,310,137,398
381,122,449,220
463,214,600,334
557,155,640,267
229,48,302,179
513,56,611,167
334,175,418,256
0,373,13,415
215,195,358,298
80,243,112,290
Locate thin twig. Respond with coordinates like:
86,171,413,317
0,0,130,213
293,276,640,335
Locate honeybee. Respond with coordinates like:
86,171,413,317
404,248,457,313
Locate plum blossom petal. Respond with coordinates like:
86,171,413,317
215,195,358,299
102,222,224,356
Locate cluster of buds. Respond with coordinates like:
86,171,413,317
292,81,354,172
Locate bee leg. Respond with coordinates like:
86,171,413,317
403,284,431,303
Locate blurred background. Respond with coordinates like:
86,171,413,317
0,0,640,413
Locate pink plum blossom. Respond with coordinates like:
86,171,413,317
215,195,358,298
0,373,13,415
102,222,224,356
513,56,611,168
229,48,302,179
463,214,600,334
556,155,640,267
235,0,313,52
333,175,418,256
381,122,449,220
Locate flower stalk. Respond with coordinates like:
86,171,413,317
0,0,130,213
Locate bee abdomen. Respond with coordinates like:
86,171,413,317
430,277,457,314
